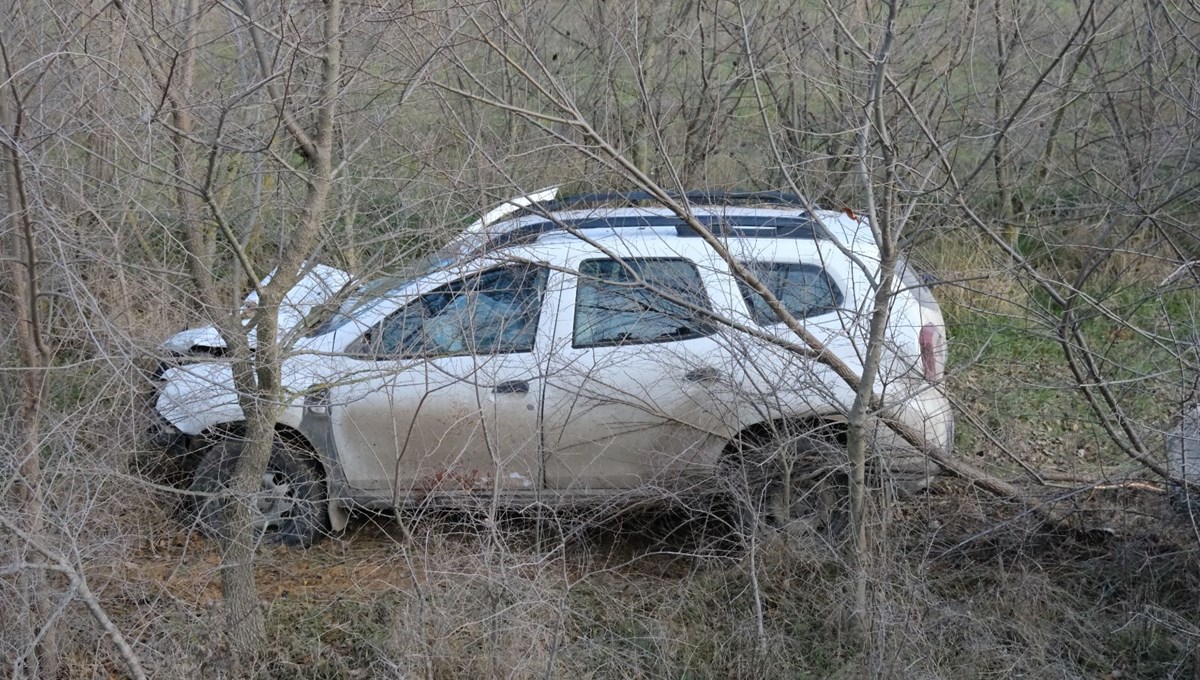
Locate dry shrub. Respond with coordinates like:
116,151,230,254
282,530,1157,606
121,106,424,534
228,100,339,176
7,375,1198,680
0,266,191,677
386,555,565,677
915,230,1029,321
309,492,1181,678
4,479,1190,679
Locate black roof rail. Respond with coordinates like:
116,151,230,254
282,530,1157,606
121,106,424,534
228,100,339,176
491,215,825,249
522,190,813,214
479,190,831,249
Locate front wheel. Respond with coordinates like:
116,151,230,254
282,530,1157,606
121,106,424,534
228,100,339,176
190,436,329,548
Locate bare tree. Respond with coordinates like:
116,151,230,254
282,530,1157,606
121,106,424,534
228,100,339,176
109,0,347,666
0,30,58,677
1,0,1199,675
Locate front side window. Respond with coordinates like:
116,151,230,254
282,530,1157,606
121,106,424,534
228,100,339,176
360,264,547,358
573,258,713,348
737,262,843,324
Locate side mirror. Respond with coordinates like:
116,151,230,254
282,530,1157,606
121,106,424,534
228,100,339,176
345,330,375,358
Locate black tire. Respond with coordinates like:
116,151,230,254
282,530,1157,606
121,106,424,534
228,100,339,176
726,430,850,542
189,436,329,548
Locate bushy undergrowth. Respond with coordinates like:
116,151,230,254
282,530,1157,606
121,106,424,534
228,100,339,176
30,490,1190,679
920,234,1200,476
5,235,1199,678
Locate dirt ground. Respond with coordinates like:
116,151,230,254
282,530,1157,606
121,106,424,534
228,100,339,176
81,482,1200,678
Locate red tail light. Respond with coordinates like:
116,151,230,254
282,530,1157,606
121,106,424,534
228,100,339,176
919,323,940,382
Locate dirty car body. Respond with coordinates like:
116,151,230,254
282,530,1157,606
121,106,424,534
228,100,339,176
152,191,953,544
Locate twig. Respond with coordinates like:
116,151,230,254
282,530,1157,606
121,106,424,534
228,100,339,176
0,514,148,680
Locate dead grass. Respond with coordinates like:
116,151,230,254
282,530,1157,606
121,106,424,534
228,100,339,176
41,487,1188,679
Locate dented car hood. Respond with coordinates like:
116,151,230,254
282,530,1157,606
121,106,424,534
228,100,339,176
160,263,352,354
156,188,565,435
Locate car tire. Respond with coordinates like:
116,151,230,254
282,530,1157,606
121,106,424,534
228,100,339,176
189,436,329,548
727,430,850,542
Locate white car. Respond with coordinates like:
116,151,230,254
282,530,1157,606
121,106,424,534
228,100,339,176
151,190,953,546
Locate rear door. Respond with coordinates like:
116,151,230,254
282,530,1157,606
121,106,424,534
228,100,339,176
541,255,730,490
328,263,549,498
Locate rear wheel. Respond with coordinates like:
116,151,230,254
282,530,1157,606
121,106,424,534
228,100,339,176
190,436,329,547
726,429,850,542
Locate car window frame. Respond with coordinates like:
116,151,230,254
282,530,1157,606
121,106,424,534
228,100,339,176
350,262,549,360
736,260,845,325
570,256,716,349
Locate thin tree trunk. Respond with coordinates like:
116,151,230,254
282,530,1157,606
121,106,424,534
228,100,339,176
842,0,901,644
171,0,219,310
217,0,342,667
992,0,1016,248
0,58,59,680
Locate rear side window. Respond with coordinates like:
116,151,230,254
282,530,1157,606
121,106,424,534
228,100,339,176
573,258,713,348
738,262,843,324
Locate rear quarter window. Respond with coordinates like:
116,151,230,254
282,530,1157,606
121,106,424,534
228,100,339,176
737,262,843,324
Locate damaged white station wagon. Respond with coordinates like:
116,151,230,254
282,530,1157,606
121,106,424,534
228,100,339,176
151,190,953,546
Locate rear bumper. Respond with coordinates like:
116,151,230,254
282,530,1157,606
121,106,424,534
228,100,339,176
874,382,954,487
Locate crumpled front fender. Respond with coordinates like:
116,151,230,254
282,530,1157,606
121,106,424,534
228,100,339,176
156,344,341,437
160,263,350,355
156,363,243,436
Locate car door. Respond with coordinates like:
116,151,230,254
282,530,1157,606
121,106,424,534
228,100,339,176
541,256,730,490
327,263,549,498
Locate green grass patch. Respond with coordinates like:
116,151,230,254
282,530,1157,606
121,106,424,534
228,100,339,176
942,280,1199,471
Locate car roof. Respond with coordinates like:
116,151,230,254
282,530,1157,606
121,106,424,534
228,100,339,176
493,219,862,279
484,206,876,252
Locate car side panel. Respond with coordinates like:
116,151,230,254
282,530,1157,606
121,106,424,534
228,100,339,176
329,354,543,495
326,264,555,498
539,248,735,491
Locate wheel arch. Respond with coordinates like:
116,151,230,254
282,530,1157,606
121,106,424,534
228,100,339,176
717,414,852,536
272,423,349,533
197,421,349,534
722,415,849,459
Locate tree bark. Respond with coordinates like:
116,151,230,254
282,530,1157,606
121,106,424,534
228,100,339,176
0,42,59,680
217,0,342,667
843,0,900,643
